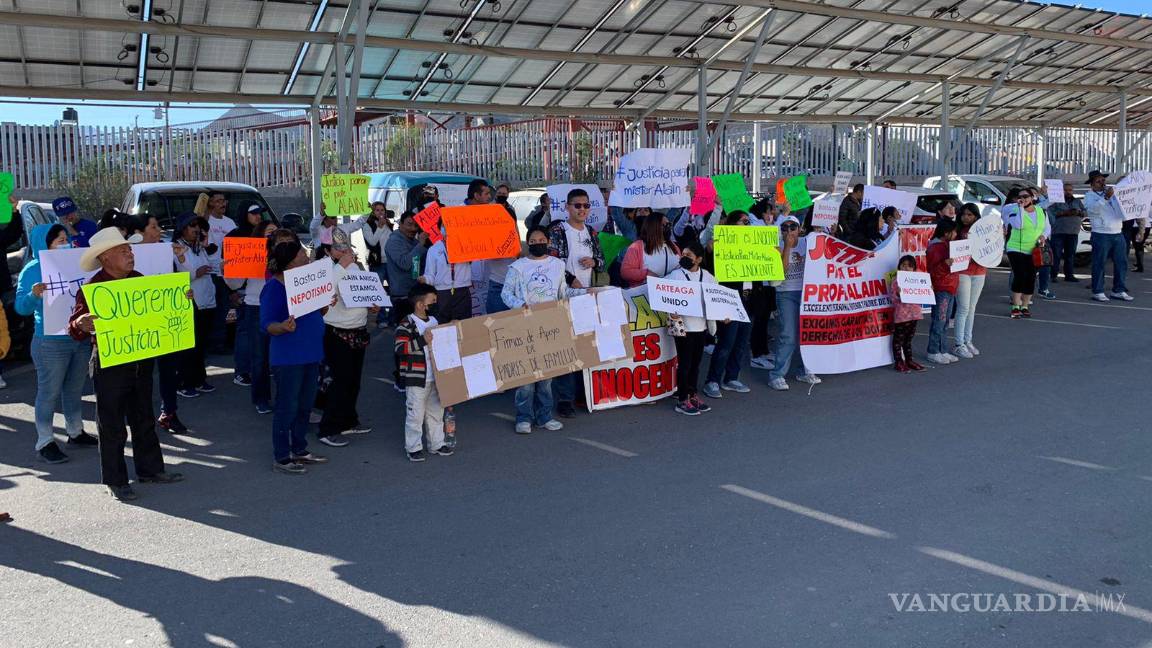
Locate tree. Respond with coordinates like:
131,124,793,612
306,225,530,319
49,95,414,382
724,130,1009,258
52,159,132,218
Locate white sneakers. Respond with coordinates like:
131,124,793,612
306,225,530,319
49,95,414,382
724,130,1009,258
1110,291,1134,301
515,420,563,434
928,353,953,365
952,345,974,359
796,373,822,385
514,422,532,434
1092,293,1110,302
768,377,789,391
966,343,980,356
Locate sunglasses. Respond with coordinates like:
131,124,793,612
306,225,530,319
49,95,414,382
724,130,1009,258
570,203,591,209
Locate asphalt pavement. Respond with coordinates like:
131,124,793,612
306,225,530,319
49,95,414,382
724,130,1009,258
1,267,1150,647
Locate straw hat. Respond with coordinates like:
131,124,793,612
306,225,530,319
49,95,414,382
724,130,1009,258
79,228,142,272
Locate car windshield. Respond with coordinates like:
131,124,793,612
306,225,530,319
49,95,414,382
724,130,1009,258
916,194,958,214
140,190,275,230
990,180,1039,196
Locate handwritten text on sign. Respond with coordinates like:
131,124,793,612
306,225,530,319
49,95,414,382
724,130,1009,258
283,258,334,317
949,239,971,273
1115,170,1152,222
609,148,691,209
83,273,194,368
863,185,917,224
338,270,392,308
547,184,607,230
223,237,267,279
321,174,371,216
967,215,1005,268
712,225,784,282
702,284,750,322
414,203,444,243
441,204,520,263
896,271,935,305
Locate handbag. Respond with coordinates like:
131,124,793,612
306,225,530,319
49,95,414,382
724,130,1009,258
667,315,687,337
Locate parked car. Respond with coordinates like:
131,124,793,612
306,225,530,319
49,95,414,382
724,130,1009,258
6,201,56,278
121,181,293,235
896,186,962,224
364,171,484,216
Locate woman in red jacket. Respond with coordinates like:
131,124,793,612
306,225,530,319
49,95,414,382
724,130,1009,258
620,212,680,287
925,220,960,365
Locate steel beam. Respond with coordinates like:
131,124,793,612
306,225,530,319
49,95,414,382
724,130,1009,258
1117,91,1128,174
309,106,323,218
705,10,776,167
942,35,1030,168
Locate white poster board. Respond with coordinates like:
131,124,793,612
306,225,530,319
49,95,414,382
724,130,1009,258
811,196,842,229
949,239,971,273
39,243,175,336
1044,179,1065,204
896,271,935,305
338,269,392,308
430,183,469,207
967,215,1006,268
702,284,750,322
283,258,334,317
833,171,853,195
863,185,917,224
547,184,608,230
1115,170,1152,222
645,276,703,318
608,148,692,209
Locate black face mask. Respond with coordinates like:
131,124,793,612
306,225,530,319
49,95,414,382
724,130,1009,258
496,196,509,204
425,304,439,319
679,256,695,270
528,243,549,257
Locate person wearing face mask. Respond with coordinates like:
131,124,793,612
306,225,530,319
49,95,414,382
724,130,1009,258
702,211,758,399
769,215,822,391
1004,188,1050,318
668,242,720,416
395,283,455,462
501,227,581,434
16,224,100,464
172,213,217,398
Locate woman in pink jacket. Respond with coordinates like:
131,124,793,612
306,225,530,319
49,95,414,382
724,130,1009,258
620,212,680,287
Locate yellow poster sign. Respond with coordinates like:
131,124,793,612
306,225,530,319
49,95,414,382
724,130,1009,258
712,225,784,282
321,174,371,216
82,273,195,368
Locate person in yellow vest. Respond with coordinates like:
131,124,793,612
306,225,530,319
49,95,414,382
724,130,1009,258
1004,189,1050,319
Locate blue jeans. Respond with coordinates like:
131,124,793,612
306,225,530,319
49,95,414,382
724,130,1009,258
927,290,956,354
515,379,554,425
486,281,508,314
233,305,251,375
271,363,319,462
246,305,272,408
706,319,751,385
770,291,807,381
370,265,389,324
1090,232,1128,294
31,336,90,451
1038,264,1052,294
552,372,579,405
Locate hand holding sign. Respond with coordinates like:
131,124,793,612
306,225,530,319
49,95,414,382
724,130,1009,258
441,204,520,263
321,174,371,216
414,203,444,243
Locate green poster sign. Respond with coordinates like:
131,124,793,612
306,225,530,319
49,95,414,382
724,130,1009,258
710,174,755,213
783,175,813,211
598,232,631,266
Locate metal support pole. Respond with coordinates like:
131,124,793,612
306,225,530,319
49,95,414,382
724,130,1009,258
163,100,171,180
696,65,708,175
334,36,349,172
1116,91,1128,174
1035,126,1046,185
343,0,370,172
942,35,1029,169
752,121,763,194
865,123,876,186
706,11,775,163
309,106,323,217
939,80,950,185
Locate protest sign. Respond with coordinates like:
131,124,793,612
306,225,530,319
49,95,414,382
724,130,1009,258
833,171,853,195
441,204,520,263
811,195,842,229
414,203,444,243
283,258,334,317
39,243,174,336
470,277,489,317
338,269,392,308
896,271,935,305
646,276,704,318
598,232,631,267
321,174,371,216
547,184,608,230
776,179,786,204
702,284,750,322
863,185,917,223
429,297,628,407
898,224,935,272
609,148,691,209
82,273,194,368
0,172,12,224
1044,179,1065,204
1115,170,1152,222
967,215,1005,268
690,177,717,216
584,285,677,411
712,225,784,282
223,238,267,279
783,175,813,211
429,183,468,207
800,233,898,373
949,239,971,273
596,287,629,327
711,173,755,213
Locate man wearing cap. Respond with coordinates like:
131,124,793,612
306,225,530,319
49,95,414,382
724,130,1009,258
68,228,185,501
1083,170,1134,302
52,196,99,248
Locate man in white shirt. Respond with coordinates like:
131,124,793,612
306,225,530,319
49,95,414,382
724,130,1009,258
418,235,472,323
1083,170,1133,301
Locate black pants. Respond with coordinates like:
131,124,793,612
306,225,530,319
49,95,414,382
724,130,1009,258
1125,226,1148,271
436,287,472,324
91,355,165,486
319,326,367,437
1050,232,1079,279
750,287,776,358
157,353,179,416
178,307,215,390
1007,252,1037,295
674,331,708,400
892,321,917,364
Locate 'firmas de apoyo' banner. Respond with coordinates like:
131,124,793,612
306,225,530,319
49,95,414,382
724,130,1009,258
800,233,898,374
583,285,677,411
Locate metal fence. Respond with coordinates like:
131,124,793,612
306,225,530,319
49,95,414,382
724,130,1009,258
2,117,1149,192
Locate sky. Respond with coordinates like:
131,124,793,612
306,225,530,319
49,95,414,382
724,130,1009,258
0,0,1145,128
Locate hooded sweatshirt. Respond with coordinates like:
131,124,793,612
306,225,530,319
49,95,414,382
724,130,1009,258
15,224,68,339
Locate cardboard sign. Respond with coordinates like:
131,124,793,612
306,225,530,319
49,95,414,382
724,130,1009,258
811,195,842,229
702,284,750,323
800,233,898,374
82,273,195,368
0,172,12,224
968,215,1005,268
711,173,755,213
583,285,677,411
646,276,704,318
223,238,267,279
39,243,175,336
1044,179,1065,204
414,203,444,243
863,185,917,224
1115,170,1152,222
896,271,935,305
321,174,370,216
712,225,784,282
283,258,334,317
608,148,691,209
338,269,392,308
441,204,520,263
949,239,971,273
428,296,628,407
833,171,853,195
689,176,718,216
783,175,813,211
547,184,607,230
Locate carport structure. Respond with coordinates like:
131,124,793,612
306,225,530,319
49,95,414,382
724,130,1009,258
2,0,1151,200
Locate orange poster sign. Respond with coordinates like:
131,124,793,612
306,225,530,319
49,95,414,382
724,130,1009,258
223,237,267,279
441,204,520,263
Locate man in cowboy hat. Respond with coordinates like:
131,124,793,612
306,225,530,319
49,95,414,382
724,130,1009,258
68,228,185,501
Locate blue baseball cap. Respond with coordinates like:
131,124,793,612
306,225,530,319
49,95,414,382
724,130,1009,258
51,197,78,217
